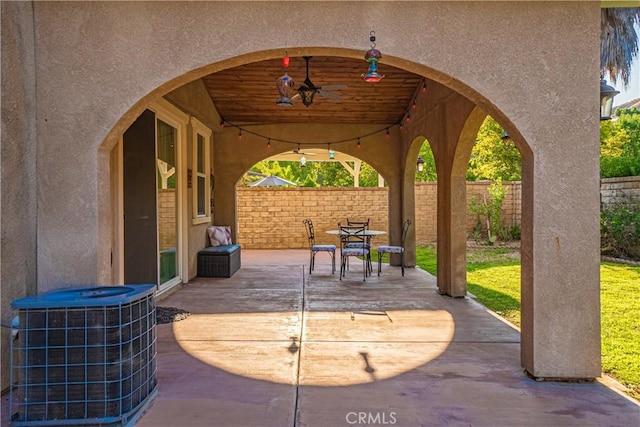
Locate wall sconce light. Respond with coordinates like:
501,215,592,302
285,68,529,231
362,31,385,83
600,76,619,120
417,156,425,172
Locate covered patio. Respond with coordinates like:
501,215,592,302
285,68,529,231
135,250,639,426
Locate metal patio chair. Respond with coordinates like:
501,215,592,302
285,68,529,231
346,218,372,275
377,219,412,277
303,218,336,274
338,222,369,281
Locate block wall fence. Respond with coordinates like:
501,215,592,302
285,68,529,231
600,176,640,208
234,176,639,249
236,181,522,249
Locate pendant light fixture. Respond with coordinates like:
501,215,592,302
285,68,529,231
362,31,385,83
276,53,295,106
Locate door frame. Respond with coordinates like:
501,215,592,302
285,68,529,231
113,98,189,296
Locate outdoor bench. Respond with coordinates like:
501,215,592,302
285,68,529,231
197,244,241,278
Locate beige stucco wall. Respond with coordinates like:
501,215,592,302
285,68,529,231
1,0,38,392
1,1,603,386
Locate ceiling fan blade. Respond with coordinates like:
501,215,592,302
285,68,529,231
290,93,300,101
317,90,341,101
318,84,347,91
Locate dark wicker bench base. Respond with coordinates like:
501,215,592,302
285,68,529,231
197,244,241,278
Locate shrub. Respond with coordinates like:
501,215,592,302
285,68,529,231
601,203,640,260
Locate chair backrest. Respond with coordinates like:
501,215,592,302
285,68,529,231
338,222,367,248
347,218,370,230
400,219,412,246
303,218,316,246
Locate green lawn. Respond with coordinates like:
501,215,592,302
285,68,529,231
413,244,640,400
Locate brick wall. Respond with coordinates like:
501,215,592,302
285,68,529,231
237,181,523,249
158,189,176,251
600,176,640,208
237,187,389,249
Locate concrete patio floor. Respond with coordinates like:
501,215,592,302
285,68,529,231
3,250,638,427
135,249,639,427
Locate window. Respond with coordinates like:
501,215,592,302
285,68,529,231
191,117,212,224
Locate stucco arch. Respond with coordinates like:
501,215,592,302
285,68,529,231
2,2,602,385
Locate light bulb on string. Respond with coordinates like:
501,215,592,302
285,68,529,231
412,101,417,109
357,138,361,149
238,129,243,140
385,128,390,138
267,138,271,149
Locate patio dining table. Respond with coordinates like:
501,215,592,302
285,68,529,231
325,229,387,238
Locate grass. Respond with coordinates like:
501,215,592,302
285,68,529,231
414,244,640,401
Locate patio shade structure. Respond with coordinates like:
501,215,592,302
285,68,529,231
249,175,297,187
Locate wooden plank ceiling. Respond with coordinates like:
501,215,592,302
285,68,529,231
202,56,423,125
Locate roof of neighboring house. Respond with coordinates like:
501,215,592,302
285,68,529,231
613,97,640,116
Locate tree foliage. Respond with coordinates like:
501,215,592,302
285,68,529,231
601,7,640,87
467,117,521,181
601,108,640,178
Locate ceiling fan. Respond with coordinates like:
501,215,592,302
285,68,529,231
291,56,347,107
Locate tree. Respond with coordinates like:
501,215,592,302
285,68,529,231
601,7,640,87
467,117,521,181
600,108,640,177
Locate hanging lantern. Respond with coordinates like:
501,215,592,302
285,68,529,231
276,53,295,106
362,31,385,83
300,156,307,168
276,72,295,106
329,150,335,159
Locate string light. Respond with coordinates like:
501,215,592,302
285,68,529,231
357,138,361,149
422,81,427,93
405,114,411,123
219,120,225,128
412,101,417,109
221,121,395,149
386,128,390,138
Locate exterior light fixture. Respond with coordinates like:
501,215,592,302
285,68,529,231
600,76,619,120
417,156,425,172
501,130,511,141
362,31,385,83
300,156,307,168
329,150,335,159
276,53,295,106
297,85,316,107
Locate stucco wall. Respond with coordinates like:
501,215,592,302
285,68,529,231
5,0,598,291
1,1,38,391
1,1,603,382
